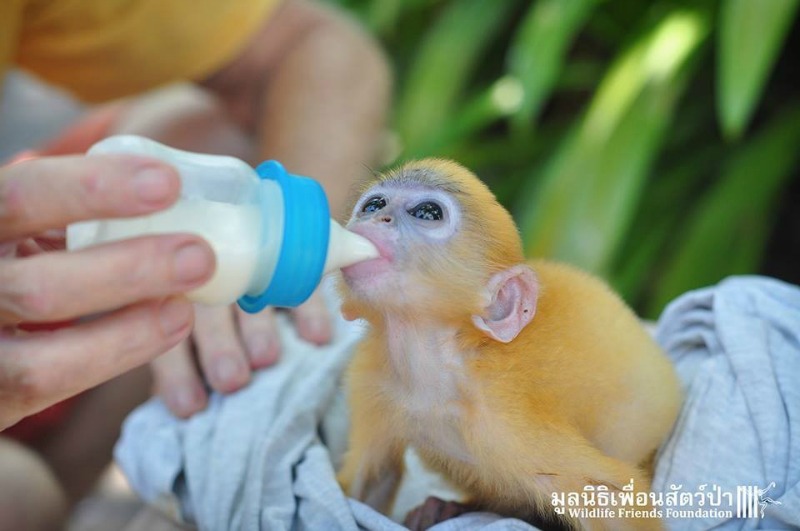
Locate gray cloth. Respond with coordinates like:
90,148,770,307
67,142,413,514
652,276,800,530
115,276,800,530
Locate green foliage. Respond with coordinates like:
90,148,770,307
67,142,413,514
717,0,799,139
520,9,710,275
507,0,598,132
394,0,517,155
648,104,800,314
332,0,799,317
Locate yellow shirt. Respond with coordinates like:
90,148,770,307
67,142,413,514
0,0,279,102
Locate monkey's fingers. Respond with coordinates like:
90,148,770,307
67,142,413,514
403,496,472,531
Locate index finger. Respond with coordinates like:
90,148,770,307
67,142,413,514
0,154,180,240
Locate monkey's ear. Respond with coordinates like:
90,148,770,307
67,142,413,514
471,264,538,343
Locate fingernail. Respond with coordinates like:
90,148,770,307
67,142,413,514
158,297,192,337
213,356,247,388
174,242,215,284
249,339,280,368
304,316,332,345
133,167,174,204
172,387,203,416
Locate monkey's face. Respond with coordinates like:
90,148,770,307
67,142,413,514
339,160,530,332
341,180,479,315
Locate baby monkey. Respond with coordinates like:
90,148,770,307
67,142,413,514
337,159,682,530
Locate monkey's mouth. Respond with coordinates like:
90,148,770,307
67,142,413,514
341,255,391,282
340,228,393,281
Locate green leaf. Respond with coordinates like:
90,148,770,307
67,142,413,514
648,104,800,315
404,76,526,158
519,10,710,275
610,145,724,305
506,0,598,132
364,0,440,36
611,220,672,305
717,0,799,139
395,0,517,155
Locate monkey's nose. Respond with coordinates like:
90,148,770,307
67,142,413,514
379,215,393,224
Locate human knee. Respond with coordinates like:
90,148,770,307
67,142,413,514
308,3,393,97
0,437,67,531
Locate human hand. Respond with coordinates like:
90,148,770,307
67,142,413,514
151,288,333,417
0,154,216,430
23,104,337,419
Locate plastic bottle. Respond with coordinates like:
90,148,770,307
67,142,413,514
66,135,379,312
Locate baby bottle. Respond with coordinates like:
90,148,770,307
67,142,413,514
66,135,378,312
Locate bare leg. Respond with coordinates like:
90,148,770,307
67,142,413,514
0,437,67,531
32,366,152,505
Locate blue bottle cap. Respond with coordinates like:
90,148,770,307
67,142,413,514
237,161,330,313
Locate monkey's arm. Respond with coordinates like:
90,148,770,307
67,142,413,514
337,344,407,513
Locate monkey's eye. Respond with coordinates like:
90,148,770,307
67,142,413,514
407,201,443,221
361,196,387,213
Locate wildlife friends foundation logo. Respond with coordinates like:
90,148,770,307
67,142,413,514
550,480,783,520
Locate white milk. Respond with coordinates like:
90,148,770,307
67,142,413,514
68,199,262,305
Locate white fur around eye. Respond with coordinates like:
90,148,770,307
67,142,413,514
403,191,460,241
350,185,385,220
349,184,461,241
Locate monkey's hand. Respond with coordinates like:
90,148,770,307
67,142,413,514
403,497,474,531
335,470,352,499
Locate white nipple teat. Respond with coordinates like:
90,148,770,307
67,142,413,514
323,220,379,273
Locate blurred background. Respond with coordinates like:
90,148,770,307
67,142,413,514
329,0,800,318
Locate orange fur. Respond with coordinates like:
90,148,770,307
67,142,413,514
337,160,682,530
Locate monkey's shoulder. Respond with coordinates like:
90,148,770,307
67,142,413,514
526,259,627,308
520,259,657,353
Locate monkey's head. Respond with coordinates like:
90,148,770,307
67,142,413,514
339,159,538,342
